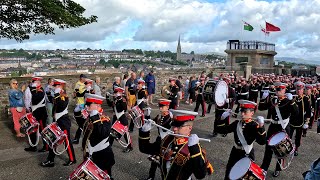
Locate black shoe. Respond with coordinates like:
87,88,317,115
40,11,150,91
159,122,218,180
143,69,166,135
222,134,227,137
207,111,210,114
123,147,133,153
212,132,218,137
200,115,205,117
38,147,47,152
232,114,237,118
294,150,298,156
40,160,54,167
63,160,77,166
24,146,37,152
302,134,306,137
72,139,79,144
272,170,280,177
129,129,133,132
145,177,154,180
308,126,312,129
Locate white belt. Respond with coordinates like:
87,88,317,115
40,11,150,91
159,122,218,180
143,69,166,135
271,118,289,125
290,90,296,92
115,108,124,119
240,92,249,95
55,106,68,120
88,137,110,155
31,97,45,111
137,98,145,105
251,89,258,92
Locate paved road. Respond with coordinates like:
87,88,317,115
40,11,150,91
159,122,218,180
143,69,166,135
0,103,319,180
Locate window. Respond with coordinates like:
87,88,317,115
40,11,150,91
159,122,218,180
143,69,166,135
235,57,248,63
260,58,269,65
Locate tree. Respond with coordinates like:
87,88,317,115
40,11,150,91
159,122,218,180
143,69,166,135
190,51,195,54
0,0,97,41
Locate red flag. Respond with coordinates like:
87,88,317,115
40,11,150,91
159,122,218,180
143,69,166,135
266,22,281,31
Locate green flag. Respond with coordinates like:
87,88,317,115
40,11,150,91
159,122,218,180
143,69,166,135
243,21,254,31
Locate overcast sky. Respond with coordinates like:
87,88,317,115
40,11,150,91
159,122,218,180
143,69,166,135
0,0,319,61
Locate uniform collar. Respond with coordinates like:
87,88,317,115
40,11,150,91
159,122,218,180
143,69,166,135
175,137,188,145
242,118,253,123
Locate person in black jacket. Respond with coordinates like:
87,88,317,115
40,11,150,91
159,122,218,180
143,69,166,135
259,82,299,178
139,110,213,180
145,99,172,180
82,93,115,180
167,78,179,110
41,79,76,167
194,78,206,117
223,100,266,180
24,77,48,152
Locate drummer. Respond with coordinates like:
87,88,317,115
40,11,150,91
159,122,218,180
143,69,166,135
145,99,172,180
222,100,266,180
41,79,76,167
259,82,299,177
139,110,213,179
194,78,206,117
109,87,133,153
82,93,115,179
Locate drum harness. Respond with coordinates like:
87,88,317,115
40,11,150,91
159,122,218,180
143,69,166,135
235,121,253,155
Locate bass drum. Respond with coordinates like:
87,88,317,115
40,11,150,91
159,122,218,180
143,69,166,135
203,80,216,104
215,80,228,107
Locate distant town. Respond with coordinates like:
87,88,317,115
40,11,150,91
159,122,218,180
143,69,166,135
0,47,227,78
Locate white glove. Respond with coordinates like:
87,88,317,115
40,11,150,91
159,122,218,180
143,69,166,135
145,107,152,116
159,129,170,139
303,123,309,129
131,84,135,87
262,91,269,99
188,134,199,146
225,98,229,103
141,119,154,132
86,86,92,91
54,87,62,94
74,105,81,112
256,116,265,127
116,92,121,97
221,110,231,120
31,83,37,87
165,89,170,93
89,110,99,117
285,93,293,100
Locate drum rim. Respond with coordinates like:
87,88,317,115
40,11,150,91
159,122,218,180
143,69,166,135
229,157,251,179
268,131,287,146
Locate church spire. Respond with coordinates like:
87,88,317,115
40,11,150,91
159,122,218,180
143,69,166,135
176,35,181,61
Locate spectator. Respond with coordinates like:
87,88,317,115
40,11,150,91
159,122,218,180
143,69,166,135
176,76,183,107
122,74,129,89
303,157,320,180
8,79,26,137
93,76,102,96
188,76,197,105
125,72,138,132
184,77,190,103
113,77,121,91
145,70,156,105
138,71,145,80
45,78,54,125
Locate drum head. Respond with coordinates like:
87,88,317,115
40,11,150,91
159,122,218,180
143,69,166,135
215,81,228,107
269,132,287,146
229,157,251,180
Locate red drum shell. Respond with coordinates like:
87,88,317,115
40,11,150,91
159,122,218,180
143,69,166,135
41,122,66,149
19,113,39,135
69,158,110,180
229,157,265,180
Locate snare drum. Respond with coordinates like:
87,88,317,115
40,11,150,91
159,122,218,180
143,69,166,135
41,122,69,155
69,158,110,180
19,113,39,135
110,121,131,148
128,106,144,128
268,131,295,158
229,157,265,180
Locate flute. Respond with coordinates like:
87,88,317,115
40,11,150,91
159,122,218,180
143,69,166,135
221,109,273,122
144,119,211,142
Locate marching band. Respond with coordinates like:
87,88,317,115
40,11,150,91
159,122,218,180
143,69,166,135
17,72,320,180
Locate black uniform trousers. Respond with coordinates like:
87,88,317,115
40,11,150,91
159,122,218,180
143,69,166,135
30,107,48,149
289,125,303,149
213,108,229,134
261,123,290,171
74,110,86,141
47,115,76,162
224,147,255,180
194,98,206,116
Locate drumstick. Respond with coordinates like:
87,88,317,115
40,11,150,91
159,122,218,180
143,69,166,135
144,119,211,142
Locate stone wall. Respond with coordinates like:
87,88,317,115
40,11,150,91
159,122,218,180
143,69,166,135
1,68,224,118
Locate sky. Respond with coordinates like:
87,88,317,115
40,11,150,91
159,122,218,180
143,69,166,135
0,0,320,61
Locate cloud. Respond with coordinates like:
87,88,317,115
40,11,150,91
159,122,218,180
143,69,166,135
0,0,320,62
